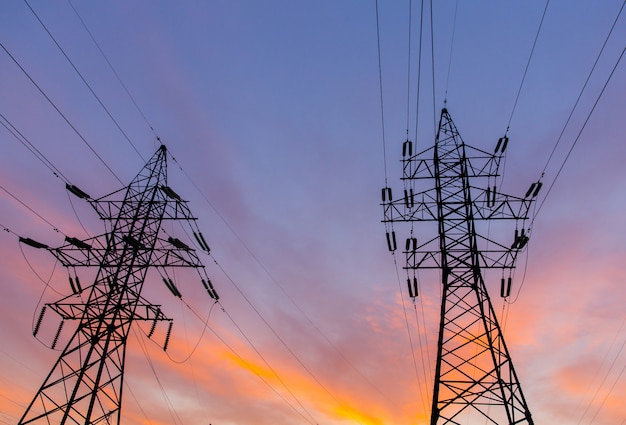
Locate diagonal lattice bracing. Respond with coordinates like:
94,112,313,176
383,109,537,424
19,145,218,425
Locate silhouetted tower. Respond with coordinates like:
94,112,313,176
383,109,540,424
19,145,218,425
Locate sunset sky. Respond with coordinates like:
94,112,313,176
1,1,625,424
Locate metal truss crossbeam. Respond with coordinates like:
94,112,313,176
383,109,536,424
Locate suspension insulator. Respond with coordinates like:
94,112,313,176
163,321,173,352
402,140,413,157
123,235,143,250
107,277,117,292
494,138,502,153
525,183,537,198
33,306,46,337
512,229,519,249
163,277,182,298
405,237,417,252
518,235,529,249
51,321,64,350
491,185,497,207
501,277,512,298
407,277,419,298
386,231,397,252
168,237,190,250
198,232,210,253
160,185,181,201
69,276,77,294
533,182,543,197
381,187,392,202
65,236,92,250
19,237,48,249
74,275,82,292
500,136,509,153
404,188,415,208
147,319,158,339
66,183,90,199
193,231,210,252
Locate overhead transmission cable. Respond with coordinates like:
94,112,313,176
0,184,62,234
73,2,368,403
0,113,70,183
66,0,159,140
23,0,146,162
376,0,389,186
443,0,459,104
406,0,413,136
210,253,363,425
394,254,430,414
587,361,626,425
413,0,425,144
179,301,318,425
403,0,433,412
536,0,625,186
214,303,319,425
512,1,625,306
61,4,389,415
505,0,551,136
532,44,625,224
0,40,123,185
577,318,626,425
133,327,186,425
429,0,437,133
411,0,435,394
541,0,625,177
166,151,399,411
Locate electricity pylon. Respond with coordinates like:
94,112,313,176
382,108,539,424
18,145,218,425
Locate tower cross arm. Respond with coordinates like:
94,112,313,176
150,237,204,268
48,234,108,267
473,192,534,221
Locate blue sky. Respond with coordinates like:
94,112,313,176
1,1,625,424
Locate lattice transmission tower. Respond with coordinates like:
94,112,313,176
18,145,219,425
382,108,540,424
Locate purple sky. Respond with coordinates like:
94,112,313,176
1,1,625,424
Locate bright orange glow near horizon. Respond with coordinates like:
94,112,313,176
1,1,625,425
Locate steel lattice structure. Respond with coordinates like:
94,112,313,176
19,145,218,425
383,108,539,424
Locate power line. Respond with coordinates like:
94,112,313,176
533,45,625,224
588,360,626,424
133,327,186,425
210,253,363,425
0,183,62,234
167,150,399,410
505,0,551,135
429,0,436,133
165,271,318,424
0,41,123,185
215,304,319,425
394,254,430,414
66,0,159,140
62,8,373,408
0,113,70,183
413,0,425,145
375,0,389,186
23,0,146,162
443,0,459,103
539,0,625,179
55,3,392,411
577,319,626,424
